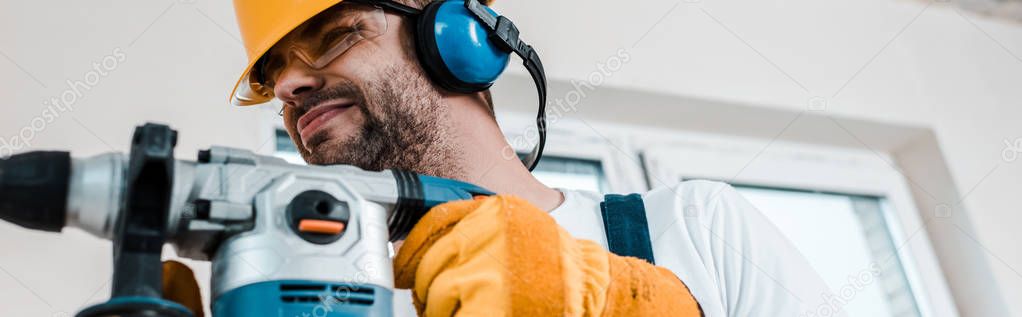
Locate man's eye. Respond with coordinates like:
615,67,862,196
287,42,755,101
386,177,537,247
260,54,285,87
320,26,357,48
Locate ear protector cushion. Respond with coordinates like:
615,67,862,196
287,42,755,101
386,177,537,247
415,0,511,93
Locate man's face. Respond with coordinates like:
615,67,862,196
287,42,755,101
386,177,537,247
264,3,463,178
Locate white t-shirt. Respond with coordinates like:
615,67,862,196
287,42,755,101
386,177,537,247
550,180,844,317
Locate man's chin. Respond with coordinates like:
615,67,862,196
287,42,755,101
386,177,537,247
302,130,333,152
301,133,345,165
301,152,331,166
303,152,348,166
301,135,374,169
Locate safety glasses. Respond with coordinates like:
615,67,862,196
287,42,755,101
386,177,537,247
253,3,388,92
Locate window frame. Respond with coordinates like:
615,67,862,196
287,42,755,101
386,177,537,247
496,112,647,194
640,132,958,317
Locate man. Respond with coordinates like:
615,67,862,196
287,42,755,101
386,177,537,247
213,0,841,315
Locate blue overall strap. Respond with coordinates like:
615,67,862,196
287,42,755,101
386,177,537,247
600,193,655,264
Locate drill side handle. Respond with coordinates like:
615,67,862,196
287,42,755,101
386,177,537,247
78,123,194,317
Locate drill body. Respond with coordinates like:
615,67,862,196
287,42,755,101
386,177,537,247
0,123,491,317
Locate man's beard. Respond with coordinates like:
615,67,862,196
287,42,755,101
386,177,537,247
299,65,464,179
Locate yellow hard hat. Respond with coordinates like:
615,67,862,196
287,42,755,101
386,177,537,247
229,0,495,106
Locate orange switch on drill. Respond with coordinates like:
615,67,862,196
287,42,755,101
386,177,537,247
298,219,346,235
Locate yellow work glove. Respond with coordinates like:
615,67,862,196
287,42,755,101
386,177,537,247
393,195,701,316
162,260,205,317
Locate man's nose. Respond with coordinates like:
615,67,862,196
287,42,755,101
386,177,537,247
273,61,325,105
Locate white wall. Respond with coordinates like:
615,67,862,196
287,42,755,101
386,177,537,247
0,0,1019,316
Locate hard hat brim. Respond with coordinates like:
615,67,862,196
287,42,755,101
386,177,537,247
229,62,270,106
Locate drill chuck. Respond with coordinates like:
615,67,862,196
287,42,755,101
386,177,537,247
0,151,72,232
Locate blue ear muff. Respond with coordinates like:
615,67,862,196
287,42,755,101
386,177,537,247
416,0,510,93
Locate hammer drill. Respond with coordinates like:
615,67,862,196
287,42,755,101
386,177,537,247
0,123,492,317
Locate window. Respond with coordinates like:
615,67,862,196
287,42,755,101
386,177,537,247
273,128,306,164
641,132,955,317
735,185,922,317
497,113,648,194
523,155,609,192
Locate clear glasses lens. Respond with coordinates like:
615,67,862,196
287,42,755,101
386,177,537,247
256,4,387,90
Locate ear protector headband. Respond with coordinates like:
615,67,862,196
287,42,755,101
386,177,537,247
352,0,548,171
